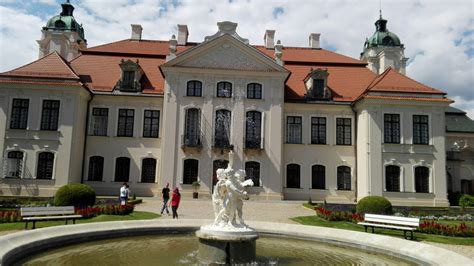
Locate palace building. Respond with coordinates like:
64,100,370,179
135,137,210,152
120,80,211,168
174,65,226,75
0,1,472,206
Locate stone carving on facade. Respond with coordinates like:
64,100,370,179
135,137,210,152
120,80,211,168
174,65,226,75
204,21,249,44
178,44,273,71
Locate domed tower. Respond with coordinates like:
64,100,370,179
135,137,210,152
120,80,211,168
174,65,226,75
360,13,408,75
37,0,87,61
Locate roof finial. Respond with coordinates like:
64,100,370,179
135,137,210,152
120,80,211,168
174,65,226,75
379,0,383,19
66,0,70,3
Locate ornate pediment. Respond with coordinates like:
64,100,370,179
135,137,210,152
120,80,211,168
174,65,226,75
177,41,275,71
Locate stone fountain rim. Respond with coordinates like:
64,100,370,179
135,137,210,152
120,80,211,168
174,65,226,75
0,219,471,265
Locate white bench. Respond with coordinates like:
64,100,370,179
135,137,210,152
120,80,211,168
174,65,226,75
358,213,420,240
21,206,82,229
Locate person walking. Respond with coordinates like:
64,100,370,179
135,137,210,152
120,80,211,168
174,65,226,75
119,183,129,206
160,183,170,215
169,187,181,219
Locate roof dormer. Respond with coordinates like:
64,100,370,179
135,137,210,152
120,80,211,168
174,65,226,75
115,59,143,92
304,68,332,100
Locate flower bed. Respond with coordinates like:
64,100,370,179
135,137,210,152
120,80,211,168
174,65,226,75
315,207,363,223
419,220,474,237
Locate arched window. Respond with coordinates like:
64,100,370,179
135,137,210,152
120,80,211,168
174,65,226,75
184,108,201,146
247,83,262,99
115,157,130,182
37,152,54,179
245,161,260,186
245,111,262,149
337,166,351,190
88,156,104,181
6,151,23,178
187,80,202,97
214,110,231,148
286,164,300,188
141,158,157,183
311,165,325,189
183,159,199,184
217,81,232,98
385,165,400,192
415,166,429,193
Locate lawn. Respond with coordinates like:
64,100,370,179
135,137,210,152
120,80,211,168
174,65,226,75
0,211,160,232
291,215,474,245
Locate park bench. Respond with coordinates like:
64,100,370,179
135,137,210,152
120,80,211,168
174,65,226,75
21,206,82,229
358,213,420,240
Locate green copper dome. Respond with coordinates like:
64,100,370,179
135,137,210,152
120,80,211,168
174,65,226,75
364,16,402,49
43,1,86,42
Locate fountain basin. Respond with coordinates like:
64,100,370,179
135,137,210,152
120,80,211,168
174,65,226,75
0,219,471,265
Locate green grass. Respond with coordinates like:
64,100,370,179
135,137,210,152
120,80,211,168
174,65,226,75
291,215,474,245
0,211,160,232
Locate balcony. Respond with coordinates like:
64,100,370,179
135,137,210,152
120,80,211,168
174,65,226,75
244,136,264,150
181,134,202,148
212,135,232,150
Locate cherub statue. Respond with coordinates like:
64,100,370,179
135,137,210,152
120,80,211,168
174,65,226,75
224,169,253,227
212,168,228,226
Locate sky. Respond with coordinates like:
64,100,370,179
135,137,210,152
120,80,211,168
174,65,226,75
0,0,472,118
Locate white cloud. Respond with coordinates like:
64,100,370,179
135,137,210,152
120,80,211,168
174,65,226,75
0,0,472,116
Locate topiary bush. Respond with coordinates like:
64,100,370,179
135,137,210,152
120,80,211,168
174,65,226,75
459,194,474,209
356,196,392,215
54,183,96,208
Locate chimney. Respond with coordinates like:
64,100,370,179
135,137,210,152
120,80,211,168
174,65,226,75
131,24,143,41
264,30,275,49
177,24,188,45
309,33,320,48
274,40,283,66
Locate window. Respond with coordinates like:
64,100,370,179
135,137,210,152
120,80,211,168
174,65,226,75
217,81,232,98
312,165,325,189
413,115,429,145
141,158,156,183
6,151,23,178
286,116,302,144
385,165,400,192
187,80,202,97
245,111,262,149
384,114,400,144
336,118,351,145
143,110,160,138
214,110,231,147
313,79,325,98
337,166,351,190
183,159,199,184
91,108,108,136
10,99,29,129
122,71,135,87
40,100,60,131
184,108,201,146
88,156,104,181
286,164,300,188
117,109,134,137
247,83,262,99
245,161,260,186
37,152,54,179
311,117,326,144
115,157,130,182
415,166,429,193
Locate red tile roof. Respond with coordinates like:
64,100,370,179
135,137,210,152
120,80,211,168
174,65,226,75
0,52,80,80
367,68,445,94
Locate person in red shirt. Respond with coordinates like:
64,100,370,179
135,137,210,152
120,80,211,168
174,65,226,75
169,187,181,219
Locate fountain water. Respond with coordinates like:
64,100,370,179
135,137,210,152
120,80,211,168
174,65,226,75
196,150,258,264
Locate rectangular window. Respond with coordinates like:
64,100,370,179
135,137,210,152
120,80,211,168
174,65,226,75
384,114,400,144
286,116,302,144
123,71,134,86
413,115,429,145
313,79,325,98
117,109,134,137
143,110,160,138
336,118,351,145
40,100,60,131
91,108,108,136
10,99,29,129
311,117,326,144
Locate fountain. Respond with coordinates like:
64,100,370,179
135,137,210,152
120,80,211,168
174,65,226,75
196,150,258,264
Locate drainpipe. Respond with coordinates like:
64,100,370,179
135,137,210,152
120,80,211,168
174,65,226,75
80,93,94,184
352,106,358,202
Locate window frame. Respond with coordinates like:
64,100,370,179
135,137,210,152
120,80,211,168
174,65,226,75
286,163,301,188
414,166,430,193
286,116,303,144
214,109,231,147
88,156,104,181
311,164,326,189
245,110,262,149
10,98,29,130
413,115,429,145
336,117,352,145
36,152,55,180
114,157,131,182
6,150,24,178
245,161,261,187
91,107,109,136
186,80,202,97
385,165,401,192
184,108,201,146
117,108,135,137
216,81,232,98
337,166,351,190
246,83,262,99
183,159,199,185
141,157,157,183
40,100,60,131
384,113,401,144
310,116,327,145
143,109,160,138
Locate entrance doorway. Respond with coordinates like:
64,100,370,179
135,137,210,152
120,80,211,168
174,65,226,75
212,159,229,192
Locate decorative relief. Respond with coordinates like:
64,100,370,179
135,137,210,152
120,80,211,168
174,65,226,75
178,44,273,71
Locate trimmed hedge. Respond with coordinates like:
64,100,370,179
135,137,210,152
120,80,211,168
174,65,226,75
459,194,474,208
356,196,392,215
54,184,96,208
